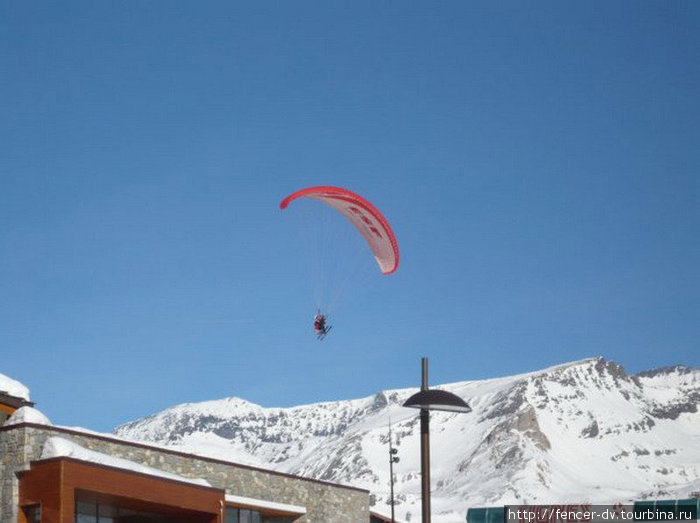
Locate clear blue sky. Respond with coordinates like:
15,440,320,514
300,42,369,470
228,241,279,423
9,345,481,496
1,2,698,432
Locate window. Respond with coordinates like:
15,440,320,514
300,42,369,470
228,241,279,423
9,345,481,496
23,505,41,523
226,508,295,523
76,501,97,523
225,508,262,523
97,504,117,523
225,508,239,523
75,500,169,522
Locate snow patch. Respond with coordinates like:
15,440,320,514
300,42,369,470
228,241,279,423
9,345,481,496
225,494,306,515
4,406,51,426
41,437,212,487
0,372,30,401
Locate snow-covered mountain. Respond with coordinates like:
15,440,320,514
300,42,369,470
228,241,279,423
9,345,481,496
114,358,700,522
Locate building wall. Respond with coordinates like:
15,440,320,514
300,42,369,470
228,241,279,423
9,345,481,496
0,424,370,523
0,426,29,523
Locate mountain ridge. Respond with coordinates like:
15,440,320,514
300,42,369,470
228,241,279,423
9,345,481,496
114,357,700,522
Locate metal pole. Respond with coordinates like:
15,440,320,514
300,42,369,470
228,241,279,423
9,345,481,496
420,357,431,523
389,422,396,523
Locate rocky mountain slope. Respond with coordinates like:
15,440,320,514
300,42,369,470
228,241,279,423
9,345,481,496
114,358,700,522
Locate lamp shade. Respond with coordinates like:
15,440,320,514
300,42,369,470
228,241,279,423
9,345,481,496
403,389,471,413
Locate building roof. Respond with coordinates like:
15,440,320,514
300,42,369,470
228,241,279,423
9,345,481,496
1,421,369,494
41,436,212,487
0,391,34,409
370,510,407,523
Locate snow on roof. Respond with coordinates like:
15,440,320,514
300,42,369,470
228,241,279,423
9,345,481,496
41,437,212,487
370,511,408,523
4,406,51,427
225,494,306,515
0,372,30,401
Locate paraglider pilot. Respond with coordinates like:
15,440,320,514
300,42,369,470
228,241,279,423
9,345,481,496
314,313,330,339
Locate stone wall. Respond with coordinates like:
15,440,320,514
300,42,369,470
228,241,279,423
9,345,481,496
0,426,30,523
0,423,370,523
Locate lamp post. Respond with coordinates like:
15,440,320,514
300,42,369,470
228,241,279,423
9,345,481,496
402,358,471,523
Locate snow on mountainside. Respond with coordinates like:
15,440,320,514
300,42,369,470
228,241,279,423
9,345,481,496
114,358,700,522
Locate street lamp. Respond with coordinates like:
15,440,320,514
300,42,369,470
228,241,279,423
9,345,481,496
403,357,471,523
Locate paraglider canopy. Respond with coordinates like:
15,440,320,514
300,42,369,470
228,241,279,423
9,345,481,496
280,186,399,275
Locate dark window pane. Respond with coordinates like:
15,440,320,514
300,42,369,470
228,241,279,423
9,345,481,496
76,500,97,523
76,501,97,516
225,508,240,523
24,505,41,523
98,502,117,523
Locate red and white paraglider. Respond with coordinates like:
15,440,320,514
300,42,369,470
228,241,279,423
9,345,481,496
280,186,399,339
